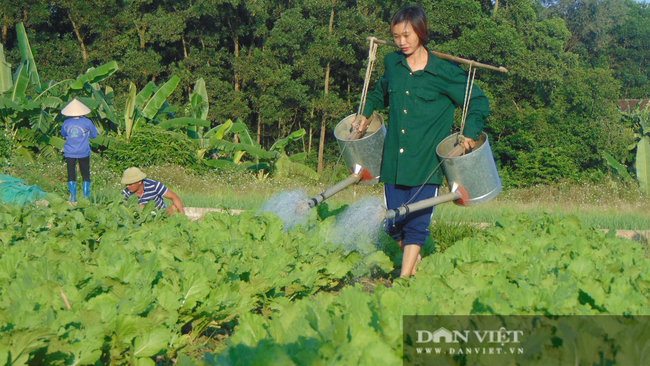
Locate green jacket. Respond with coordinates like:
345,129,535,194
363,49,489,186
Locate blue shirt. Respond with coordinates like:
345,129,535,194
60,117,98,158
122,179,168,209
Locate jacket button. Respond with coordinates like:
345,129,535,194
406,91,409,95
401,129,405,133
400,148,404,153
404,109,407,114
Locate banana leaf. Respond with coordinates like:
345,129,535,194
231,120,259,147
211,140,276,159
91,135,117,148
274,155,319,180
74,97,101,110
637,137,650,195
203,159,240,169
604,152,633,182
157,117,210,130
90,86,118,125
68,61,119,91
29,110,51,133
43,96,63,109
192,78,209,120
205,120,233,140
0,96,20,117
142,76,180,119
0,44,12,94
135,82,155,107
270,128,306,153
15,146,35,162
39,135,65,149
11,61,29,102
289,152,307,162
16,23,40,86
13,100,40,119
124,83,137,139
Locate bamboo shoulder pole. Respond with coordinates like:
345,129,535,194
367,36,508,73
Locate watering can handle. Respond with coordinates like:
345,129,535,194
347,113,376,141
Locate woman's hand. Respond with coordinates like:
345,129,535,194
351,115,368,132
463,137,477,151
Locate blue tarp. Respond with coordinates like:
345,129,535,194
0,175,47,206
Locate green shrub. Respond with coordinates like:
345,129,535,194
0,133,13,161
102,125,199,172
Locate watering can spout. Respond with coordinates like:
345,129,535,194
308,164,364,208
383,182,470,220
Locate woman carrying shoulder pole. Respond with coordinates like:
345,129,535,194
353,6,489,278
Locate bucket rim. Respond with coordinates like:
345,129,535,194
436,132,489,161
333,112,385,142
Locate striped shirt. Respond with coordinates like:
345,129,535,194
122,179,168,209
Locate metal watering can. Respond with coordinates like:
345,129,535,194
384,132,502,219
308,113,385,208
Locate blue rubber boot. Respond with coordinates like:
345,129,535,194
68,182,77,202
83,181,91,199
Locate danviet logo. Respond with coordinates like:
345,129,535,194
416,326,524,344
413,326,525,356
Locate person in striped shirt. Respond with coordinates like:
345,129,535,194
120,167,185,215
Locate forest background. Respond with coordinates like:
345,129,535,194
0,0,649,189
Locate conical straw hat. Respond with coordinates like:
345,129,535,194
61,99,91,117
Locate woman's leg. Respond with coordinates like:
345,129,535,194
79,156,91,198
402,244,422,278
66,158,77,202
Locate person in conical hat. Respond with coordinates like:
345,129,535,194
60,99,97,203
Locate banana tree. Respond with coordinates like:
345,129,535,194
0,23,119,160
201,119,318,180
606,107,650,195
120,76,180,142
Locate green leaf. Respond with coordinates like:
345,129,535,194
157,117,210,130
135,82,155,108
270,129,306,153
203,159,239,169
289,152,307,162
603,152,633,182
191,78,209,120
11,61,29,102
16,23,40,86
134,358,156,366
133,327,170,358
91,85,118,124
40,135,65,149
142,76,180,119
68,61,119,90
0,44,12,94
90,135,116,148
124,83,137,140
0,342,8,366
637,137,650,195
74,97,100,110
205,120,233,140
233,120,257,147
0,96,20,115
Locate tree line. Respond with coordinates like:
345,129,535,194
1,0,649,184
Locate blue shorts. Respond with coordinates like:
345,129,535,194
384,183,439,246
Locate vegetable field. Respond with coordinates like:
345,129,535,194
1,195,649,365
